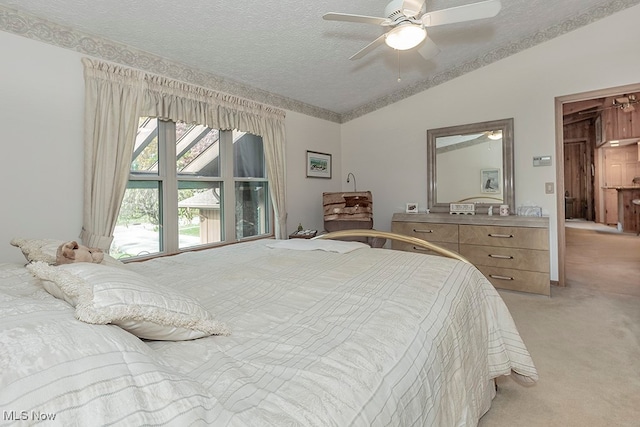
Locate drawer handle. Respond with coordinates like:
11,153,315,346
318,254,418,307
488,254,514,259
488,233,513,238
489,274,514,281
413,228,434,234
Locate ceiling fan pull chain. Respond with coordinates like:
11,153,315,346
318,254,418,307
397,50,402,82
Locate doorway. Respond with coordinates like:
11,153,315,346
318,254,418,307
555,82,640,287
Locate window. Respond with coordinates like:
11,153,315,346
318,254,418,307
111,118,270,259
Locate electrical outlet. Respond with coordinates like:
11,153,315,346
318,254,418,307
545,182,554,194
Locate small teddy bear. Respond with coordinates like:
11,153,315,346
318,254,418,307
56,240,104,265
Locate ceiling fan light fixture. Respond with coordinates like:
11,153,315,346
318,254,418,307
487,131,502,140
385,24,426,50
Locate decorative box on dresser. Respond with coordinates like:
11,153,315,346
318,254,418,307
391,213,550,296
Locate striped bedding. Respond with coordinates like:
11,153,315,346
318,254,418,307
0,239,537,426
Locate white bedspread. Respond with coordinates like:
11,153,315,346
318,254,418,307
0,239,537,426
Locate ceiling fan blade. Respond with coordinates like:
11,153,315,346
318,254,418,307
417,35,440,60
349,34,387,60
401,0,426,17
323,12,389,26
422,0,501,27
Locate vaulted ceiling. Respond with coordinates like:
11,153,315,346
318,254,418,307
1,0,639,123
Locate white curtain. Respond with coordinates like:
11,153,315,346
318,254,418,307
80,59,144,249
217,104,287,240
81,59,288,250
260,122,287,240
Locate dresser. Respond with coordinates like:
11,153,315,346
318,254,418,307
391,213,550,296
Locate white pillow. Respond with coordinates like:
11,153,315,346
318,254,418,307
26,262,230,341
10,237,124,267
267,239,369,253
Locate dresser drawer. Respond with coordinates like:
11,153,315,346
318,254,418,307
459,244,549,272
459,224,548,250
392,240,459,255
391,222,458,243
475,265,550,296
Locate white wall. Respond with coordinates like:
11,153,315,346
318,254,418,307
0,31,85,263
0,31,341,262
340,4,640,280
284,111,342,234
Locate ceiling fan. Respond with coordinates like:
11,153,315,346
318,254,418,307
323,0,502,61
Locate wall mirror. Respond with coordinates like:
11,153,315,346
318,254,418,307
427,118,514,213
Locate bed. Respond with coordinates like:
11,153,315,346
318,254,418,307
0,233,537,426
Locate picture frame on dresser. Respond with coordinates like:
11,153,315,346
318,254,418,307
406,203,419,213
306,151,332,179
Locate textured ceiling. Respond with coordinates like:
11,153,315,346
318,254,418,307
1,0,639,122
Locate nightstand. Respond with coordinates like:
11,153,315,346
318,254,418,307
289,230,317,239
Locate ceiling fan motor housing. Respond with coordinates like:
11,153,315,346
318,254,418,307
385,0,421,21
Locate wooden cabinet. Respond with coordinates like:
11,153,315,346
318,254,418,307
602,145,640,225
604,188,619,225
616,188,640,233
391,213,550,296
602,98,640,141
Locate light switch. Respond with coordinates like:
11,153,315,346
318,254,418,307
545,182,554,194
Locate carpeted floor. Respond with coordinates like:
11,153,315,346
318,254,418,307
565,226,640,297
478,226,640,426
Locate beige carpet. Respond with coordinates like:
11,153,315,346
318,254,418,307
479,228,640,426
565,226,640,297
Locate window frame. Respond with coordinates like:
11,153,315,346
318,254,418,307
117,119,272,261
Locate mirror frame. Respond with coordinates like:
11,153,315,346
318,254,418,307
427,118,515,213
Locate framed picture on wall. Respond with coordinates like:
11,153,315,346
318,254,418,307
306,151,332,178
480,168,500,193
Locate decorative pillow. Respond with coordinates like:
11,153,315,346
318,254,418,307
26,262,230,341
10,237,124,267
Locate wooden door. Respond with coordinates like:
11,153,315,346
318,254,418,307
564,142,587,219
